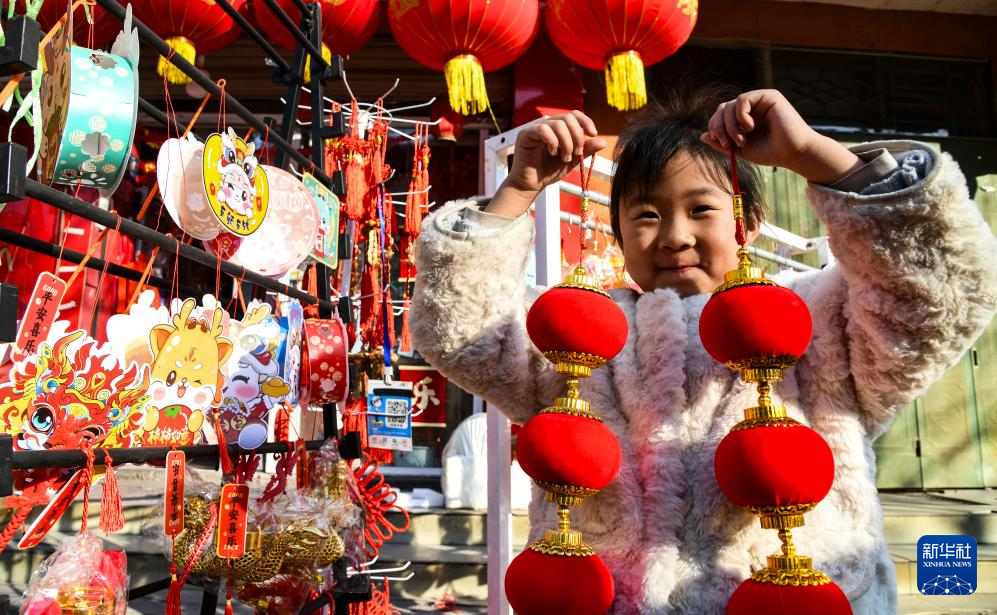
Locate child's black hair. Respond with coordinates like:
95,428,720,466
610,84,766,247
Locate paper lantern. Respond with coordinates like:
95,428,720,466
526,269,628,376
132,0,247,85
545,0,698,111
387,0,540,115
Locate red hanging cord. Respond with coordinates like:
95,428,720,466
578,154,596,254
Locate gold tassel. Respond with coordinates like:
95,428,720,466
158,36,196,86
444,54,490,116
304,43,332,83
605,50,647,112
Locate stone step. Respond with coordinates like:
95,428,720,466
383,508,530,547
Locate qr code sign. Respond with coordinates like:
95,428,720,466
384,397,409,428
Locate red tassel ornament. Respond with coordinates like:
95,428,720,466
99,452,124,534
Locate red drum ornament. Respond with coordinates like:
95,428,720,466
387,0,540,115
133,0,247,85
301,318,349,406
545,0,698,111
505,266,627,615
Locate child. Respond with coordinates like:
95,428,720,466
409,87,997,614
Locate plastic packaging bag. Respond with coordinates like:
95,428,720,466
20,534,128,615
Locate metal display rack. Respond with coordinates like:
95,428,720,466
0,0,371,612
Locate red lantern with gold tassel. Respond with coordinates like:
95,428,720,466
545,0,698,111
132,0,247,85
387,0,540,115
505,158,626,615
700,152,852,615
250,0,379,82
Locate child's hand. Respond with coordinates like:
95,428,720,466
486,112,608,217
700,89,860,185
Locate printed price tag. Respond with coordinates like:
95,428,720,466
366,379,414,452
164,451,186,537
15,272,66,356
216,483,250,559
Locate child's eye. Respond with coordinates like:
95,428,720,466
692,205,715,215
635,210,659,220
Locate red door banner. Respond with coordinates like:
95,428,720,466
397,365,447,427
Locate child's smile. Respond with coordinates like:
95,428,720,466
618,151,759,297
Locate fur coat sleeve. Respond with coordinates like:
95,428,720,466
791,140,997,438
409,201,562,424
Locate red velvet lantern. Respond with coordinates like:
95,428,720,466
517,412,621,496
15,0,119,49
715,421,834,525
132,0,247,85
544,0,698,111
526,281,628,373
700,283,812,377
506,548,614,615
387,0,540,115
728,576,852,615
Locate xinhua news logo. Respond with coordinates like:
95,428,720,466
917,535,977,595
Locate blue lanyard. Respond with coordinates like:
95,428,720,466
376,182,393,378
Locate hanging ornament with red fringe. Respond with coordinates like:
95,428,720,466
505,156,626,615
699,149,853,615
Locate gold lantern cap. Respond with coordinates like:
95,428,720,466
713,247,776,294
557,266,609,297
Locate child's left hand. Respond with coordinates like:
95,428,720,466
700,89,861,185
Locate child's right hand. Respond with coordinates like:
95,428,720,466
485,112,608,218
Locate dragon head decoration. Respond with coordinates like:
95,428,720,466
0,330,150,451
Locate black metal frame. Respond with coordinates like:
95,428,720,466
0,1,369,612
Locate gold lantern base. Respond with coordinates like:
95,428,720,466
749,528,833,587
527,504,597,557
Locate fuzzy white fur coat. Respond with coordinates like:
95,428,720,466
410,141,997,614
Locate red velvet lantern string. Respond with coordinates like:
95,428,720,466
132,0,247,85
544,0,698,111
387,0,540,115
506,157,625,615
700,150,852,614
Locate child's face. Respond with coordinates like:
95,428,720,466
618,151,758,297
